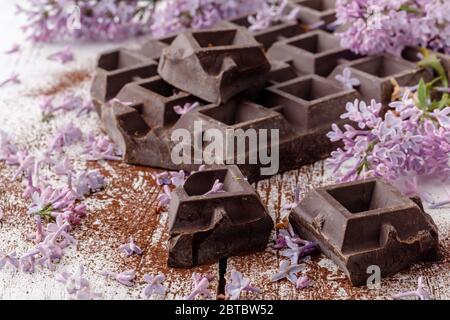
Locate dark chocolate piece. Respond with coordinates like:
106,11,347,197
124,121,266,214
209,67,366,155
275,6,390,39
289,178,439,286
220,12,304,49
158,27,271,104
100,76,203,169
102,74,359,182
167,165,273,267
294,0,337,25
267,30,357,76
328,55,433,105
90,48,158,115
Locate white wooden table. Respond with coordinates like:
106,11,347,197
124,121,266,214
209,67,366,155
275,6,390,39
1,0,450,300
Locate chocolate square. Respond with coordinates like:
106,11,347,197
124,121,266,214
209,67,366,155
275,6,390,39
158,27,271,103
289,178,439,286
90,49,158,114
267,30,357,76
167,165,273,267
294,0,337,25
329,55,433,104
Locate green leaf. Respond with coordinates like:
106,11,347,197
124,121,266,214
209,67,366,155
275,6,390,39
417,78,428,110
398,5,421,15
418,53,448,87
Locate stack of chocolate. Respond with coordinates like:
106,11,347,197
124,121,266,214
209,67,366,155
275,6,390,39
91,0,443,286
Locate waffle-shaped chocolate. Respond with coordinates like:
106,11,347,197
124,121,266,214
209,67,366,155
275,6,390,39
329,55,433,105
267,30,357,76
90,48,158,114
289,178,439,286
158,27,271,104
167,165,273,267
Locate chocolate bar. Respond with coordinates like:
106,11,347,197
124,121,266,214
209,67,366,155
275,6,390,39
289,178,439,286
158,27,271,104
101,73,359,182
91,0,447,182
167,165,273,267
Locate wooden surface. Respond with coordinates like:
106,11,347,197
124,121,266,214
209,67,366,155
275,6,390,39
1,0,450,300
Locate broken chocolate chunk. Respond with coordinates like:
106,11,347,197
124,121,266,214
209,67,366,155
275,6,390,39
167,165,273,267
289,178,439,286
158,27,271,104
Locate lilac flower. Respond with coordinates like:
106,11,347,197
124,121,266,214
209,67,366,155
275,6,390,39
40,95,83,121
0,72,20,87
57,265,101,300
54,157,74,189
27,215,46,243
103,269,136,287
157,185,172,207
336,1,450,55
47,47,74,64
32,150,55,181
225,271,262,300
18,0,154,42
0,207,3,222
0,129,18,164
335,67,360,90
248,0,300,32
11,152,35,180
61,203,87,226
19,250,39,273
393,277,431,300
326,73,450,200
274,224,309,249
28,186,76,221
296,275,311,290
46,215,77,248
5,43,20,54
151,0,261,38
281,236,316,264
22,172,41,199
271,260,303,284
143,274,166,299
76,99,95,117
48,122,83,153
151,171,171,186
120,237,143,257
185,273,214,300
171,170,187,187
35,220,74,270
0,250,20,270
72,169,105,197
203,179,225,196
83,133,122,161
174,102,200,115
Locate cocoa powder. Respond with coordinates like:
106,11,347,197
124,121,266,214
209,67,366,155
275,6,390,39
28,69,92,96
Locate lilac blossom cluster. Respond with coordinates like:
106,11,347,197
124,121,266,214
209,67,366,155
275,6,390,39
150,0,263,37
336,0,450,55
17,0,155,42
248,0,300,32
0,93,123,279
272,222,315,290
18,0,266,42
327,53,450,203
